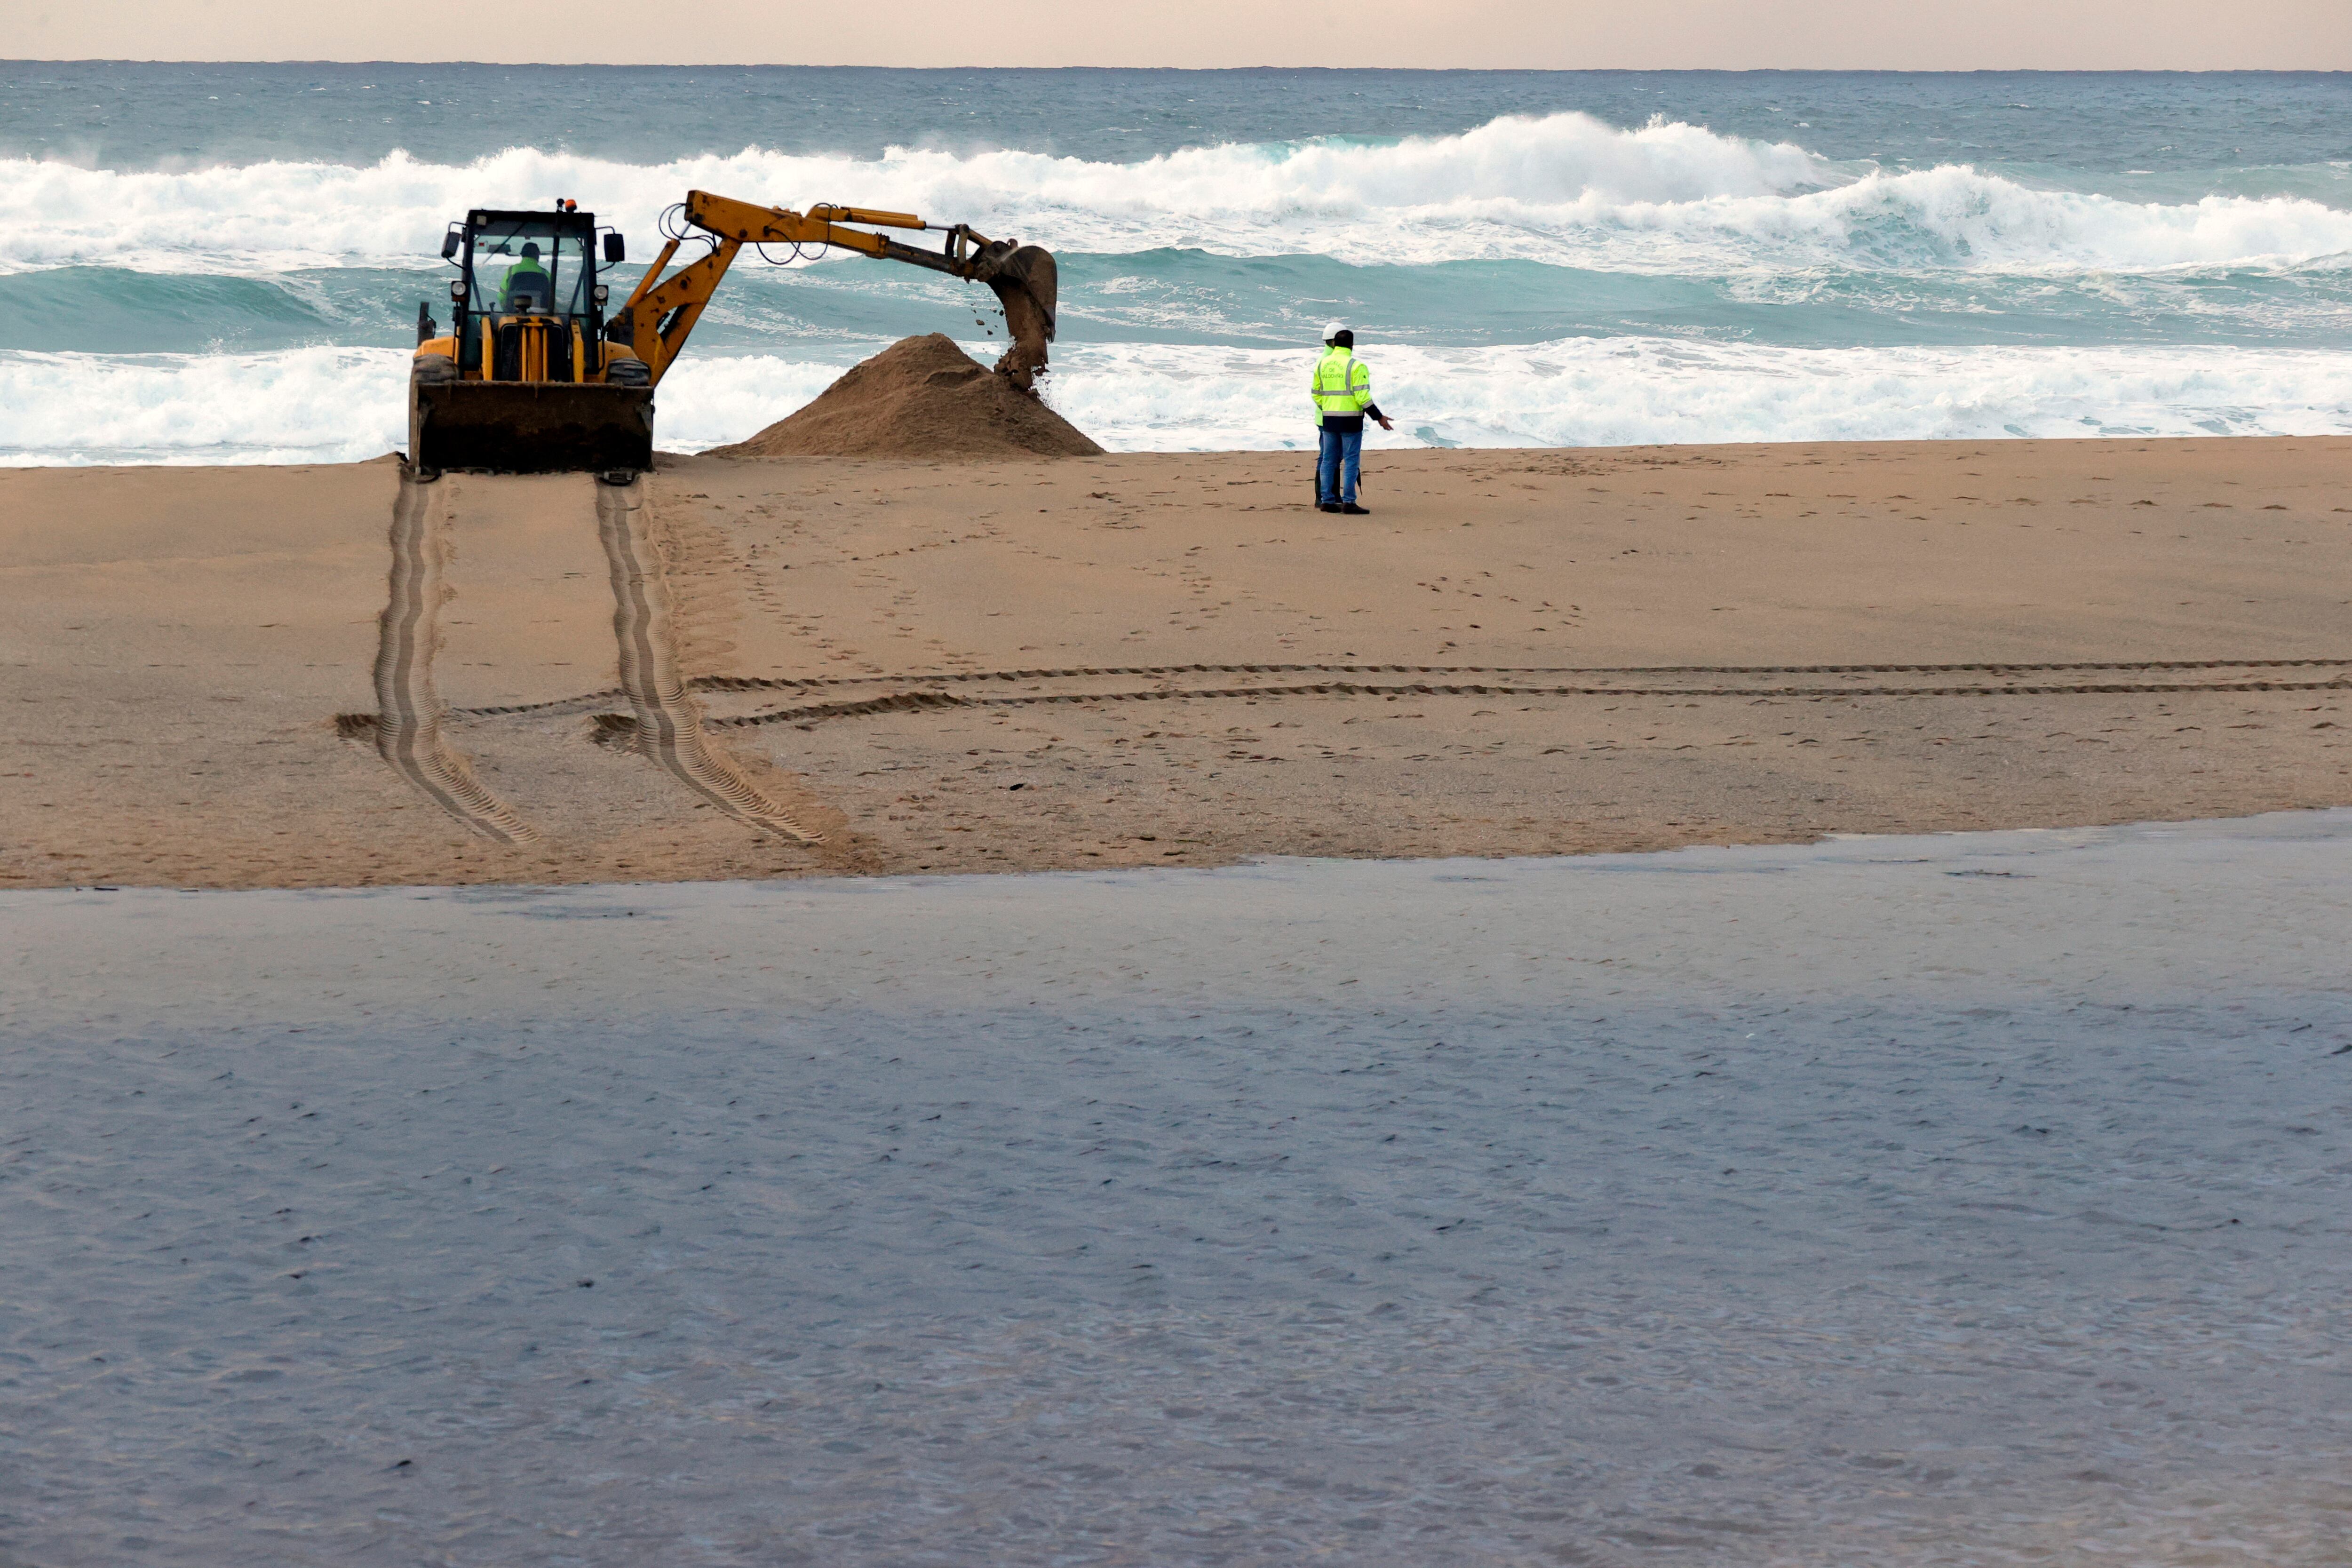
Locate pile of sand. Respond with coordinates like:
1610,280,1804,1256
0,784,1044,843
709,334,1103,460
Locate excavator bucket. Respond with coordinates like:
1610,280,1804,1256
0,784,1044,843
985,245,1058,390
410,382,654,475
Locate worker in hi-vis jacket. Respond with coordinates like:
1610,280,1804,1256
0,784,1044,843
1311,321,1394,515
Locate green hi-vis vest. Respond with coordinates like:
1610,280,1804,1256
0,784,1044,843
1311,346,1372,424
503,257,551,309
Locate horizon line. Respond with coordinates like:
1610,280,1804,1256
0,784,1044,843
7,60,2351,75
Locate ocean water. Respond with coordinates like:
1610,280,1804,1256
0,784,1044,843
2,65,2351,462
6,812,2350,1563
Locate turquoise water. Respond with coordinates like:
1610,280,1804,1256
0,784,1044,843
3,66,2350,460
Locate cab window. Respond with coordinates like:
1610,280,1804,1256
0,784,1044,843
466,223,590,317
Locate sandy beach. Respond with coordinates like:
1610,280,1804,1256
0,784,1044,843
4,435,2348,889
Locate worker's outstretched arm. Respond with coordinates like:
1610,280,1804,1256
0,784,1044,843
1351,359,1394,431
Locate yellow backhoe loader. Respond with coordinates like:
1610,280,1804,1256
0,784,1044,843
408,191,1059,477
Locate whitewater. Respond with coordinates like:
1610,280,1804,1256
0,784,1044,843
3,65,2350,460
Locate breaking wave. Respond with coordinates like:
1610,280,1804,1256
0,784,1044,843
7,113,2352,278
10,339,2352,466
14,106,2350,466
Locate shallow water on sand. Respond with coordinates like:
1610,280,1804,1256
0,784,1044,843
5,814,2350,1565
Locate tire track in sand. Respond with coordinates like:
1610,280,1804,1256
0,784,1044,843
705,672,2352,731
370,475,538,843
449,657,2352,723
595,479,822,843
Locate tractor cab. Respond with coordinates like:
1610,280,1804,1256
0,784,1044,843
410,199,652,475
468,228,575,316
437,204,625,382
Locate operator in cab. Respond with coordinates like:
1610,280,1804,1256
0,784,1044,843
501,242,552,311
1311,321,1394,516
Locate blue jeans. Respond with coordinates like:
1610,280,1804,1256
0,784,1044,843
1317,426,1362,506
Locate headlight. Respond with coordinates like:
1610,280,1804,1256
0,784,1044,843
449,279,468,301
593,284,610,306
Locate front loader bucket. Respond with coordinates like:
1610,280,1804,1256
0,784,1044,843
411,381,654,474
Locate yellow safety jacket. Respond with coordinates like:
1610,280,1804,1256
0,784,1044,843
502,257,551,310
1311,346,1373,426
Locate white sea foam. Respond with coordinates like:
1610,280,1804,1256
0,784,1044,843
10,339,2352,466
0,348,412,464
7,115,2350,279
1056,339,2352,449
0,347,849,464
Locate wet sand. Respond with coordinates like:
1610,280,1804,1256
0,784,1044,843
7,814,2350,1565
3,438,2349,888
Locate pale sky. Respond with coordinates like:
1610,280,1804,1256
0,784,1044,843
8,0,2351,70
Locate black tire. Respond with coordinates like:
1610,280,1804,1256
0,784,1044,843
606,357,650,388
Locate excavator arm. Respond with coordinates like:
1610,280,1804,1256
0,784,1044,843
612,191,1059,390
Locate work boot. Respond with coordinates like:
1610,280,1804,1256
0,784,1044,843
1341,502,1371,516
1319,502,1342,513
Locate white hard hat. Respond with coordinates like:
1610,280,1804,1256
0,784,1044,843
1323,319,1347,342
